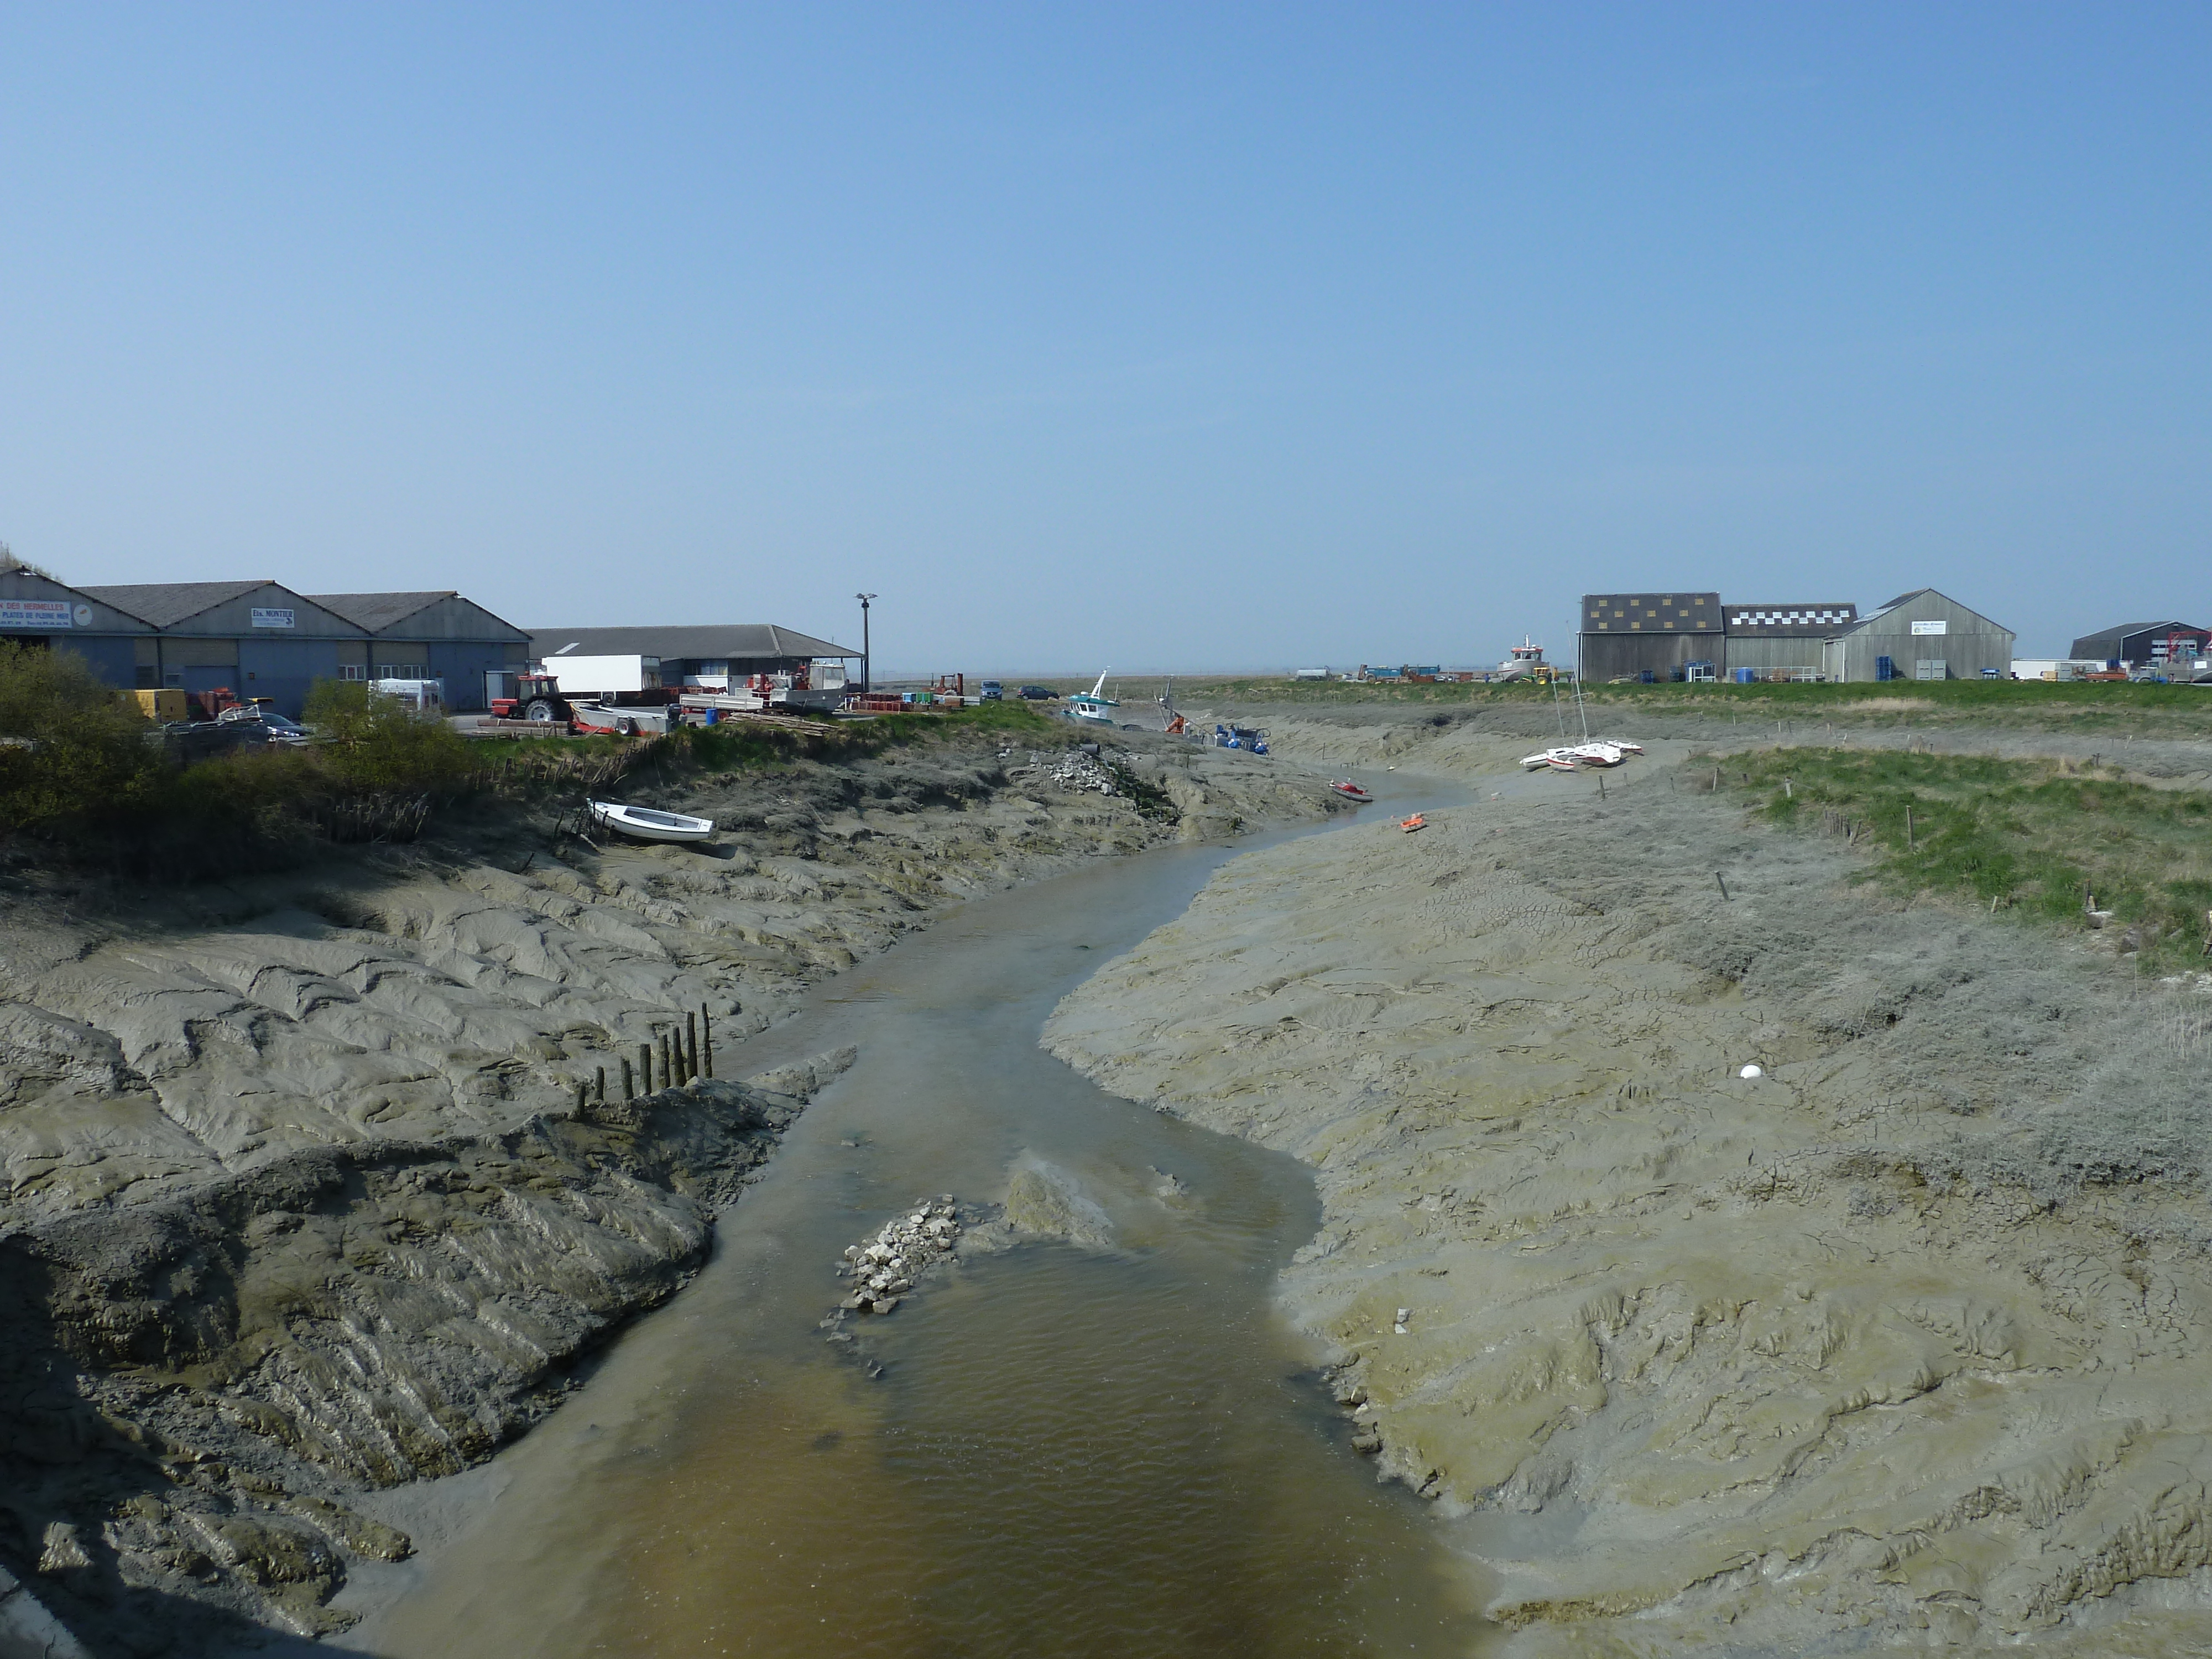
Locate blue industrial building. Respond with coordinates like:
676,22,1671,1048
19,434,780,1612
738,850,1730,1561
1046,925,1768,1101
309,592,531,710
0,555,532,715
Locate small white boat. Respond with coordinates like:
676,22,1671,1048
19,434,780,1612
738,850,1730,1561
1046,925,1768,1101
587,800,716,843
1329,779,1374,802
1571,743,1626,768
1592,737,1645,754
1521,747,1580,770
1063,669,1120,728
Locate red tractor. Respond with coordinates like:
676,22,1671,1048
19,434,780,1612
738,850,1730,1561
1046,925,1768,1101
489,672,580,724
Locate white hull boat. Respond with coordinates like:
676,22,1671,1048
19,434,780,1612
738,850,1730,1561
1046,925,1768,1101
1521,747,1580,770
1571,743,1626,767
588,800,716,843
1063,668,1121,727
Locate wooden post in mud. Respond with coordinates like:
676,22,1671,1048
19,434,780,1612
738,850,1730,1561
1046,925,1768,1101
595,1065,606,1104
1906,806,1915,849
686,1011,699,1080
1715,872,1730,901
701,1005,713,1078
658,1032,671,1090
575,1080,587,1115
1596,773,1606,800
621,1057,634,1101
639,1041,652,1094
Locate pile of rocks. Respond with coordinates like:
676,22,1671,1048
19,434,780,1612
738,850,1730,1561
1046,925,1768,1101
1011,748,1119,795
833,1196,961,1316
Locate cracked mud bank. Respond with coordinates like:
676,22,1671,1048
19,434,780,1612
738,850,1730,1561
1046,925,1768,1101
0,724,1344,1655
1047,760,2212,1656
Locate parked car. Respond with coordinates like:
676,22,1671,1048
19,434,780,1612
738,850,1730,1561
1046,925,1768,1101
1018,685,1057,700
215,703,314,747
978,680,1004,701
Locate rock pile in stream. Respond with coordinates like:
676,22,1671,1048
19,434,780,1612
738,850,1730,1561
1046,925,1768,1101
830,1197,961,1318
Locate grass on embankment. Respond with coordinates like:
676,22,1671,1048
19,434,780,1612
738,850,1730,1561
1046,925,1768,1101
1168,674,2212,738
1703,747,2212,974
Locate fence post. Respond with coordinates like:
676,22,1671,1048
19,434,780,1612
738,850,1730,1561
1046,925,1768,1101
686,1011,699,1081
640,1041,652,1094
701,1005,713,1078
622,1056,634,1102
596,1065,606,1104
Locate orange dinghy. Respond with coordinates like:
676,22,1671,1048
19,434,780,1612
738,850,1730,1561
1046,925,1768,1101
1399,813,1427,833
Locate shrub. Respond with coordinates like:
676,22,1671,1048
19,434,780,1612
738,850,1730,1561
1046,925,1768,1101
0,643,170,837
304,679,475,796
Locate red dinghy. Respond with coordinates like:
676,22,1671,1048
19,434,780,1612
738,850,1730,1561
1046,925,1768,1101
1329,779,1374,803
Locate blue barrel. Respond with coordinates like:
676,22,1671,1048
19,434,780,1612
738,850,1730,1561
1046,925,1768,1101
1734,667,1757,684
700,707,718,725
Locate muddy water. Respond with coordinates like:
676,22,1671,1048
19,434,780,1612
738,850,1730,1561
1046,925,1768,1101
350,806,1489,1657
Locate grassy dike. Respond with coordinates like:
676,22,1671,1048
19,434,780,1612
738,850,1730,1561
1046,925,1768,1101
1164,671,2212,738
1704,747,2212,974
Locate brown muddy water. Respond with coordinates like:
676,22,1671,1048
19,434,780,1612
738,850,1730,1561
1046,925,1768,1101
339,796,1490,1658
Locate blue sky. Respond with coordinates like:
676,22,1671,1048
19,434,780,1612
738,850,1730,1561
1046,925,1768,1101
3,4,2208,668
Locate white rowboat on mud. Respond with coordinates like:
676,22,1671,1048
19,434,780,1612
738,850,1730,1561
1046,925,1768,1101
588,800,716,843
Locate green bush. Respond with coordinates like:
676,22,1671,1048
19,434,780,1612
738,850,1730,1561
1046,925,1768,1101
0,643,169,836
304,679,475,795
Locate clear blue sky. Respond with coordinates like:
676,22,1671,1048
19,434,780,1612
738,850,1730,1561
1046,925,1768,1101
4,5,2208,668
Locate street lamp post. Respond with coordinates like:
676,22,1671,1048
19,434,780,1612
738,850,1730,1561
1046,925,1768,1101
855,593,877,694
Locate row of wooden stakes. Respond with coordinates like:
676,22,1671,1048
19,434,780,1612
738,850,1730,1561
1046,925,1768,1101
573,1002,717,1114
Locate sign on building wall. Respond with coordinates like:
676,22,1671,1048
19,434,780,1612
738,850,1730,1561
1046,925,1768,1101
0,599,81,628
250,608,296,629
1910,619,1949,635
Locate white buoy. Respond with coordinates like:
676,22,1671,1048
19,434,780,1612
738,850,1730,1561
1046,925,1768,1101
1740,1063,1763,1079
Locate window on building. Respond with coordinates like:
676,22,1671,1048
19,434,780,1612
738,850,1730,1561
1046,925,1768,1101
337,665,368,681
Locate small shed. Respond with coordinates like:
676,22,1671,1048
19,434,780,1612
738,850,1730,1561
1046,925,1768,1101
1822,589,2015,682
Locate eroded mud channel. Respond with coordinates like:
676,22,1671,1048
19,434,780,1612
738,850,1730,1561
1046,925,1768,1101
344,822,1487,1658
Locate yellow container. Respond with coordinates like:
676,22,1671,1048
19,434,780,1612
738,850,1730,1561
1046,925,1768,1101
127,688,187,723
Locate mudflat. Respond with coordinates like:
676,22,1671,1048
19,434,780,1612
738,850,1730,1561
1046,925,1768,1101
1046,724,2212,1656
0,720,1345,1653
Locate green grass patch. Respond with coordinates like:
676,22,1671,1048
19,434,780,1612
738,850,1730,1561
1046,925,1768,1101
1168,672,2212,735
1713,747,2212,971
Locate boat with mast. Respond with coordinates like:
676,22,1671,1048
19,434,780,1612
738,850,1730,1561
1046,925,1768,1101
1064,670,1120,728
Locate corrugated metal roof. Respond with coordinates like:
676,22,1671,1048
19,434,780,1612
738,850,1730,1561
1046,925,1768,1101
77,581,274,627
530,624,859,660
306,591,456,632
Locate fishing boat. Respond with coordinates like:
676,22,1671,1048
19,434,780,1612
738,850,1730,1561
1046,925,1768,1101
587,800,716,843
1063,670,1120,728
1493,639,1552,682
1329,780,1374,802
